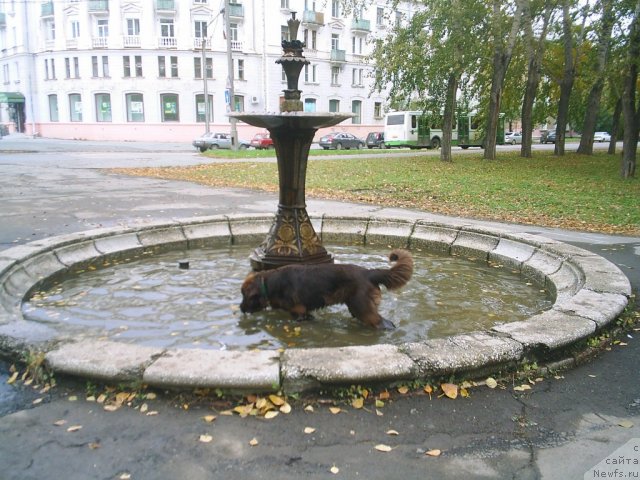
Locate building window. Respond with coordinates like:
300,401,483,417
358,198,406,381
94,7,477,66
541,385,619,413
97,19,109,38
230,23,238,42
194,57,213,79
126,93,144,122
331,0,340,18
352,36,363,55
102,56,109,77
45,20,55,41
351,100,362,124
50,59,56,79
233,95,244,113
195,20,207,38
281,0,289,8
2,65,9,84
92,56,99,77
236,59,244,81
281,25,289,42
170,56,178,78
329,99,340,112
71,20,80,38
374,102,382,119
331,33,339,51
95,93,112,122
135,56,142,77
158,56,166,77
304,64,317,83
304,98,316,112
331,66,340,85
69,93,82,122
48,94,59,122
127,18,140,36
352,68,363,86
123,56,131,77
73,57,80,78
161,93,179,121
65,58,71,79
160,19,174,38
44,59,49,80
195,94,213,123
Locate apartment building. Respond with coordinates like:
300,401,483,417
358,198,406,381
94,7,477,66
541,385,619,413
0,0,410,142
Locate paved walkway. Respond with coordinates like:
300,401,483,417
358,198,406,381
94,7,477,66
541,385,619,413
0,135,638,480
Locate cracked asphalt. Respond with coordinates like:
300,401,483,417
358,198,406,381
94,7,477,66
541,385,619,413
0,135,638,480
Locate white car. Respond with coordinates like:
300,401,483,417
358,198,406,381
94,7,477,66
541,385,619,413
593,132,611,142
504,132,522,145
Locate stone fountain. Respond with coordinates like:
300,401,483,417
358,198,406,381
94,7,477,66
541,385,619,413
228,12,353,271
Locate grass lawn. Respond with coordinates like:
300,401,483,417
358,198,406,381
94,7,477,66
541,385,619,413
116,150,639,236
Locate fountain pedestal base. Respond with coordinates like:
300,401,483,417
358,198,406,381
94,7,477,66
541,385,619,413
249,205,332,271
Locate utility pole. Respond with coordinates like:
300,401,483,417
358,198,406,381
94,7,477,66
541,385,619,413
224,0,238,150
201,38,210,134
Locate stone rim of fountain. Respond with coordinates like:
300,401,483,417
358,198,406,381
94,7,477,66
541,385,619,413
0,214,631,393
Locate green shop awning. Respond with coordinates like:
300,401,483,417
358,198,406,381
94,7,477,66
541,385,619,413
0,92,25,103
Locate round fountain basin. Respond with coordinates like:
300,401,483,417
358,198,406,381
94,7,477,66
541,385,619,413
228,111,354,130
0,214,631,392
21,245,552,351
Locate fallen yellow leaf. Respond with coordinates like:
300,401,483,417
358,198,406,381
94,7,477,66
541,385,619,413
103,405,120,412
513,384,532,392
304,427,316,434
7,371,19,385
330,465,340,474
264,410,279,419
203,415,217,423
146,411,159,416
67,425,83,433
425,449,442,457
379,390,390,400
441,383,458,399
329,407,342,414
485,377,498,389
53,419,67,427
397,386,410,394
199,434,213,443
618,420,634,428
375,444,393,452
375,399,385,408
352,397,364,409
269,394,285,406
386,429,399,436
304,405,314,413
249,437,259,446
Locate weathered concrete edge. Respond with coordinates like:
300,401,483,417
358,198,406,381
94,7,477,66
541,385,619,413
0,213,633,393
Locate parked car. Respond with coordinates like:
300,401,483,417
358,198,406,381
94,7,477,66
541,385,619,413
365,131,385,149
541,130,556,144
192,132,249,152
504,132,522,145
319,132,365,150
250,132,274,150
593,131,611,142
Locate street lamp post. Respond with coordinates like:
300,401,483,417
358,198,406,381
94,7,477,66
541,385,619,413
224,0,238,150
201,38,210,134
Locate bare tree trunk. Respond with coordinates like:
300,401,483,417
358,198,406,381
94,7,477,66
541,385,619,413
440,73,458,162
608,96,621,155
621,0,640,178
521,2,552,158
484,0,525,160
577,0,614,155
555,0,576,156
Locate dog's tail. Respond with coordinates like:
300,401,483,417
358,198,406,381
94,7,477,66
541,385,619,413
368,249,413,290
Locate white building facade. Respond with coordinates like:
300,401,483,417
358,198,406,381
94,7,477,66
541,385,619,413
0,0,412,142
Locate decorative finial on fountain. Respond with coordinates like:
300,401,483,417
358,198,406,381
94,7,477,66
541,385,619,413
276,11,309,112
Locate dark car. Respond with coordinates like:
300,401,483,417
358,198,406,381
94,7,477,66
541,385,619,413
365,131,385,149
318,132,364,150
250,132,274,150
544,131,556,144
192,132,249,152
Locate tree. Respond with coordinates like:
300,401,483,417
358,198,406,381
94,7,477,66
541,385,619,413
621,0,640,178
484,0,526,160
521,0,555,158
577,0,615,154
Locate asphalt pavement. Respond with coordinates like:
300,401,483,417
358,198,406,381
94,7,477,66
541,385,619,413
0,134,638,480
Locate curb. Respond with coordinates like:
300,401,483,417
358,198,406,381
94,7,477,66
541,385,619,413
0,214,632,393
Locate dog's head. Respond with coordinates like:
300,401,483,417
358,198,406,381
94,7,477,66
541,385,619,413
240,273,269,313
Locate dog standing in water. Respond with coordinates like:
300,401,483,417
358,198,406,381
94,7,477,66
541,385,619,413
240,249,413,329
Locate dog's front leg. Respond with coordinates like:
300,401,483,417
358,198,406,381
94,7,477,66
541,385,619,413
289,304,314,322
379,317,396,330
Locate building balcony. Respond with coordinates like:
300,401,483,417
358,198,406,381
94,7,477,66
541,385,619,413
0,12,6,27
156,0,175,12
330,49,346,63
158,36,177,48
123,35,141,48
88,0,109,13
351,18,371,33
92,36,109,48
194,37,209,49
66,38,78,49
228,3,244,19
302,10,324,26
41,1,54,17
231,40,243,51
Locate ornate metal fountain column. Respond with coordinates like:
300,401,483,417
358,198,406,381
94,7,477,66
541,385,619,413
229,12,353,271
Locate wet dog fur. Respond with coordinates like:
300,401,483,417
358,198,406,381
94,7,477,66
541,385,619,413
240,249,413,329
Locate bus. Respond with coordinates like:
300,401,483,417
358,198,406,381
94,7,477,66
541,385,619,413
383,111,505,149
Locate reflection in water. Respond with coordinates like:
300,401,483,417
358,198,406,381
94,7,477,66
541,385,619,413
22,245,552,351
